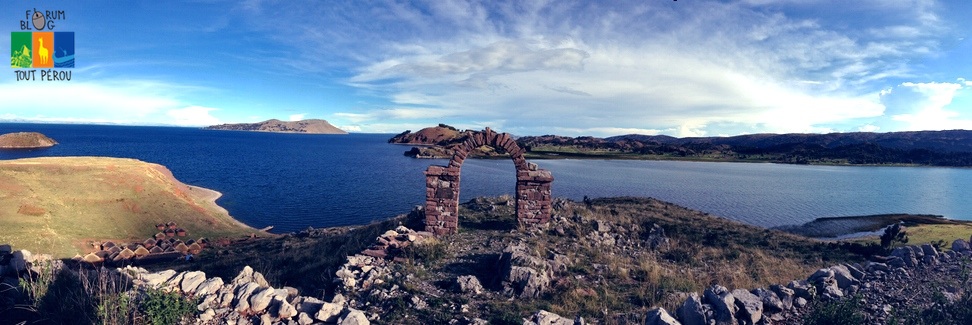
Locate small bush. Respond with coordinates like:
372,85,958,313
804,297,866,325
140,287,197,325
407,239,449,265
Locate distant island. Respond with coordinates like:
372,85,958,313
0,132,58,149
206,119,347,134
391,125,972,167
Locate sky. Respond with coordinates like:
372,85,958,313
2,0,972,137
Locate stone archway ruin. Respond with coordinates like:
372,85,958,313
424,128,553,235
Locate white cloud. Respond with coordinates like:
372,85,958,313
0,80,223,126
166,106,222,126
338,125,362,132
289,113,307,121
310,0,945,136
884,81,972,130
859,124,880,132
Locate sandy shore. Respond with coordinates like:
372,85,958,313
185,184,265,233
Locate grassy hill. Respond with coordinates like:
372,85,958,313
0,157,259,257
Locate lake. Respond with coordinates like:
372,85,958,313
2,123,970,232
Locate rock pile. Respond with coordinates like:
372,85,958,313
359,225,433,260
646,241,972,325
122,265,371,325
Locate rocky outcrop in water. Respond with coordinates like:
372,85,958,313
0,132,57,149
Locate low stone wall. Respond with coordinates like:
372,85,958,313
645,238,972,325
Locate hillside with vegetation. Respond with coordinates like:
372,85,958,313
0,157,259,257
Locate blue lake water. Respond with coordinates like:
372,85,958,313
2,123,971,232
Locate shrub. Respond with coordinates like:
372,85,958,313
804,297,866,325
18,259,58,307
880,222,908,252
140,287,197,325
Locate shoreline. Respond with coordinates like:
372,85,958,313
184,184,264,233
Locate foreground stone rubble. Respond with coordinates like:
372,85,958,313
2,231,971,324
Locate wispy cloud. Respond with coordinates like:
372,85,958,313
257,0,959,136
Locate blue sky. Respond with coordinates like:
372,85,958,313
2,0,972,137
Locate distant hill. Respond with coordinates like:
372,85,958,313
0,132,57,149
206,119,347,134
388,123,463,145
393,126,972,166
0,157,257,257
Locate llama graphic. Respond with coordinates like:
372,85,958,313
37,38,50,65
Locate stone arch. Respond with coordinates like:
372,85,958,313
424,127,553,235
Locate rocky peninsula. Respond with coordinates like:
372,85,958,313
0,132,57,149
206,119,347,134
0,157,260,257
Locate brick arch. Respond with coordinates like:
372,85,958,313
424,127,553,235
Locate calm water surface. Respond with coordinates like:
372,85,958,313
2,123,970,232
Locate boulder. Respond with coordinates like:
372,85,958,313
645,223,670,249
794,297,808,308
920,244,938,258
527,310,575,325
233,282,261,312
141,269,177,288
807,268,834,284
273,296,297,319
195,277,224,297
952,239,970,252
180,271,207,294
731,289,763,325
676,292,707,325
769,285,794,311
786,280,816,300
595,220,611,233
753,288,783,314
456,275,483,295
498,243,550,298
887,257,907,268
10,250,31,273
866,262,890,273
703,285,737,325
233,265,271,288
843,263,866,280
298,312,314,325
315,302,343,322
248,287,275,313
891,247,918,267
829,265,860,289
818,279,843,300
296,296,325,314
922,254,938,265
644,307,681,325
338,308,370,325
